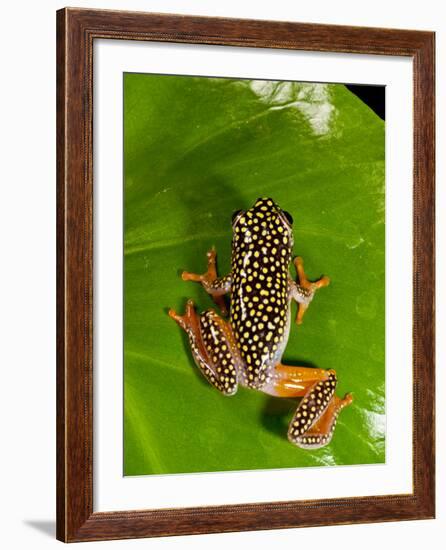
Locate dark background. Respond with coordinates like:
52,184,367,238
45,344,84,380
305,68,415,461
346,85,385,120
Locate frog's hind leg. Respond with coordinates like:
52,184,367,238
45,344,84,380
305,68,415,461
181,249,231,315
263,365,352,449
294,391,353,449
168,300,240,396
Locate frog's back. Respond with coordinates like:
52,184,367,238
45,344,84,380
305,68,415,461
230,198,292,388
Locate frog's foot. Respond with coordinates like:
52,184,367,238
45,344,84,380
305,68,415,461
168,299,198,332
292,256,330,325
288,371,353,450
262,365,352,450
181,248,230,315
168,300,240,396
294,392,353,449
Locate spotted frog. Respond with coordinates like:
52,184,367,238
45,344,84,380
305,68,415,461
169,198,352,449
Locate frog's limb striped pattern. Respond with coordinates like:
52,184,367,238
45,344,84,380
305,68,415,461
168,300,240,396
263,365,352,449
290,256,330,325
182,248,231,315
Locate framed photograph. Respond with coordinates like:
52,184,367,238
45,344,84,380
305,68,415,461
56,7,435,542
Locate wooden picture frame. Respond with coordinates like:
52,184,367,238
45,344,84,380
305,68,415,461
56,7,435,542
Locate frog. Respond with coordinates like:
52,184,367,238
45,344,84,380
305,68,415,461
169,197,352,449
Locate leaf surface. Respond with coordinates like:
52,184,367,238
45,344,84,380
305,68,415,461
124,75,385,475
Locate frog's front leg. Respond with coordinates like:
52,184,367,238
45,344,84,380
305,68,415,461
289,256,330,325
262,365,352,449
182,249,231,315
168,300,240,395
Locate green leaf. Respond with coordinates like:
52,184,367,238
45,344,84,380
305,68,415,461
124,75,385,475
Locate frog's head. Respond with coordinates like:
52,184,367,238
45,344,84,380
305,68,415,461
232,197,294,248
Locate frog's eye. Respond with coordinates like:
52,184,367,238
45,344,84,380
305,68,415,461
283,211,293,226
232,209,243,225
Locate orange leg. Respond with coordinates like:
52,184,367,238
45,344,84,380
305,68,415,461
168,300,240,395
262,364,331,398
168,299,201,335
262,364,352,449
291,257,330,325
299,393,353,449
181,248,230,315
